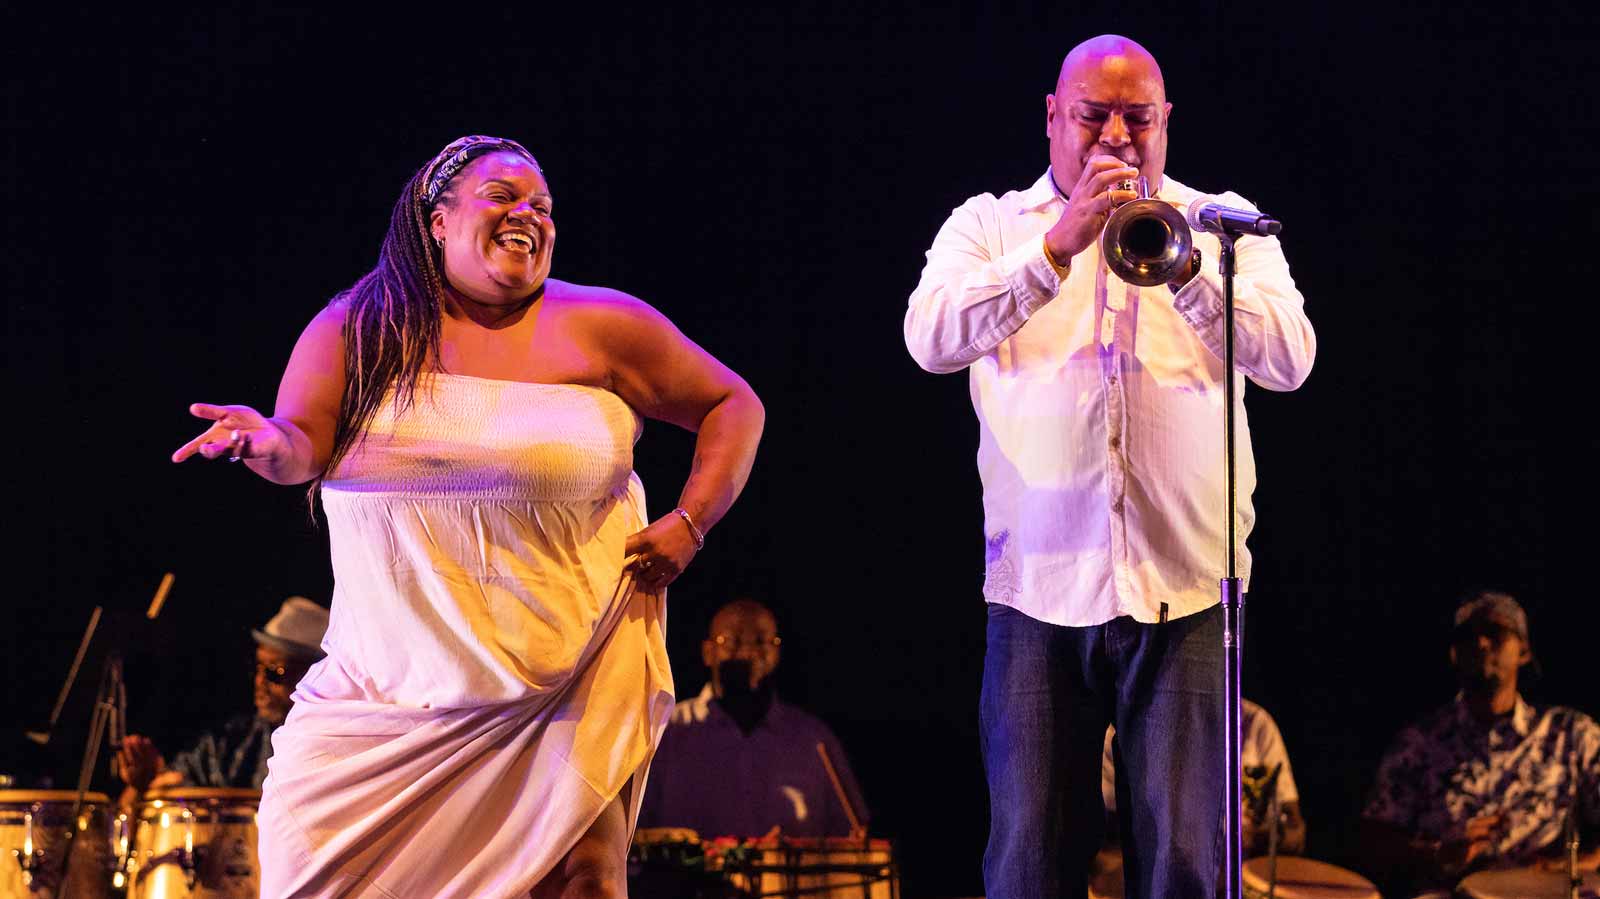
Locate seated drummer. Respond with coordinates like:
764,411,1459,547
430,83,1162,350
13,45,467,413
1089,698,1306,896
114,596,329,811
1359,590,1600,896
638,598,869,838
1102,697,1306,858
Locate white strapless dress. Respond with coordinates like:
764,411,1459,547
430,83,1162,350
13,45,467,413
257,373,675,898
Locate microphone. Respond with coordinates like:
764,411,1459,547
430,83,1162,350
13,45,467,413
1187,196,1283,237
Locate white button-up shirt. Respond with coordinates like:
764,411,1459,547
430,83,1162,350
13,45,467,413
904,171,1316,627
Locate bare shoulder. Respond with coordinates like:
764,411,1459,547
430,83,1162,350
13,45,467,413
546,278,668,324
543,278,677,348
292,300,347,349
296,298,346,336
276,298,349,421
280,300,348,379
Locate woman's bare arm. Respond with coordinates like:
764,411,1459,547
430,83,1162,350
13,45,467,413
173,304,345,485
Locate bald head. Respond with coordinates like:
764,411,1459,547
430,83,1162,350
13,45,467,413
709,598,776,636
702,598,781,695
1056,35,1166,102
1045,34,1173,195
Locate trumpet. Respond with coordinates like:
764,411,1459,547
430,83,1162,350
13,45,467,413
1100,175,1194,287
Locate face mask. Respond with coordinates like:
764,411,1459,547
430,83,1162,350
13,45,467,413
716,659,774,734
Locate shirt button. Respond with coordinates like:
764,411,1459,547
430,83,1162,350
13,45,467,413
1112,499,1124,513
1109,436,1121,450
1107,376,1119,388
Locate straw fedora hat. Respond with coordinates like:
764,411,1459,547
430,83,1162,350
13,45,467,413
251,596,330,661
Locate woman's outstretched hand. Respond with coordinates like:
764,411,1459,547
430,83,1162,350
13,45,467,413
624,513,701,593
171,403,285,464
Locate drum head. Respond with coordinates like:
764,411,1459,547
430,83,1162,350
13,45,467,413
142,787,262,802
1242,856,1379,899
0,789,111,805
1088,845,1126,899
1457,867,1600,899
633,826,700,846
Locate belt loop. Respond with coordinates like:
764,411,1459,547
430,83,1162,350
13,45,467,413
1158,602,1169,624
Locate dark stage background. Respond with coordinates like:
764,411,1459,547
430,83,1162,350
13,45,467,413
6,2,1599,895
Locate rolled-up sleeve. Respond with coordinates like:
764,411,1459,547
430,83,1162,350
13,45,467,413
1171,191,1317,392
904,195,1063,374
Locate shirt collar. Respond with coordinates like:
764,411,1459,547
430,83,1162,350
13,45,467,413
696,681,786,732
1451,691,1535,737
1018,170,1065,211
1511,694,1534,736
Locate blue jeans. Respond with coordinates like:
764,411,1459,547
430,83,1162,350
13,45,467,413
980,602,1223,899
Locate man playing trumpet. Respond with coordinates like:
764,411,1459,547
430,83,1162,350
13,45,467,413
903,34,1316,899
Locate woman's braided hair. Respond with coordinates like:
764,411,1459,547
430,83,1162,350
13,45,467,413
311,136,538,500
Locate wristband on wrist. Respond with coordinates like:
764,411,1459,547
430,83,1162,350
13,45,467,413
672,507,706,549
1043,236,1071,279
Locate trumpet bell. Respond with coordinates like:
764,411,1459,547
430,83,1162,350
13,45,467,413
1100,180,1194,287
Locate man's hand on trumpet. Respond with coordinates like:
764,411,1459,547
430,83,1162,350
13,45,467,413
1045,154,1141,264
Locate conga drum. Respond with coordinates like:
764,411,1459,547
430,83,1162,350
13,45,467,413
1242,856,1380,899
1456,866,1600,898
125,787,260,898
1087,844,1125,899
631,826,703,866
630,827,745,898
0,790,113,899
722,836,898,898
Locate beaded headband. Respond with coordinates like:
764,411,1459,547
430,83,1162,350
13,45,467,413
418,135,538,207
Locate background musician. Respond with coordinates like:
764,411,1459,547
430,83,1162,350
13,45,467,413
114,596,328,811
1102,697,1306,858
638,598,868,838
1359,590,1600,895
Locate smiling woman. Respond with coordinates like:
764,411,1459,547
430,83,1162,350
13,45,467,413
430,152,554,293
170,135,765,898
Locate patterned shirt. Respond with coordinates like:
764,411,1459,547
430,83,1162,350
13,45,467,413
169,714,277,790
1363,694,1600,870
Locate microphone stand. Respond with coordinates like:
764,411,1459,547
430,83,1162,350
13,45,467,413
14,606,105,895
32,573,170,898
51,650,126,894
1219,230,1246,899
23,607,102,750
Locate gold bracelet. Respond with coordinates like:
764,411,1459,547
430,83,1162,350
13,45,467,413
672,507,706,549
1043,236,1071,279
